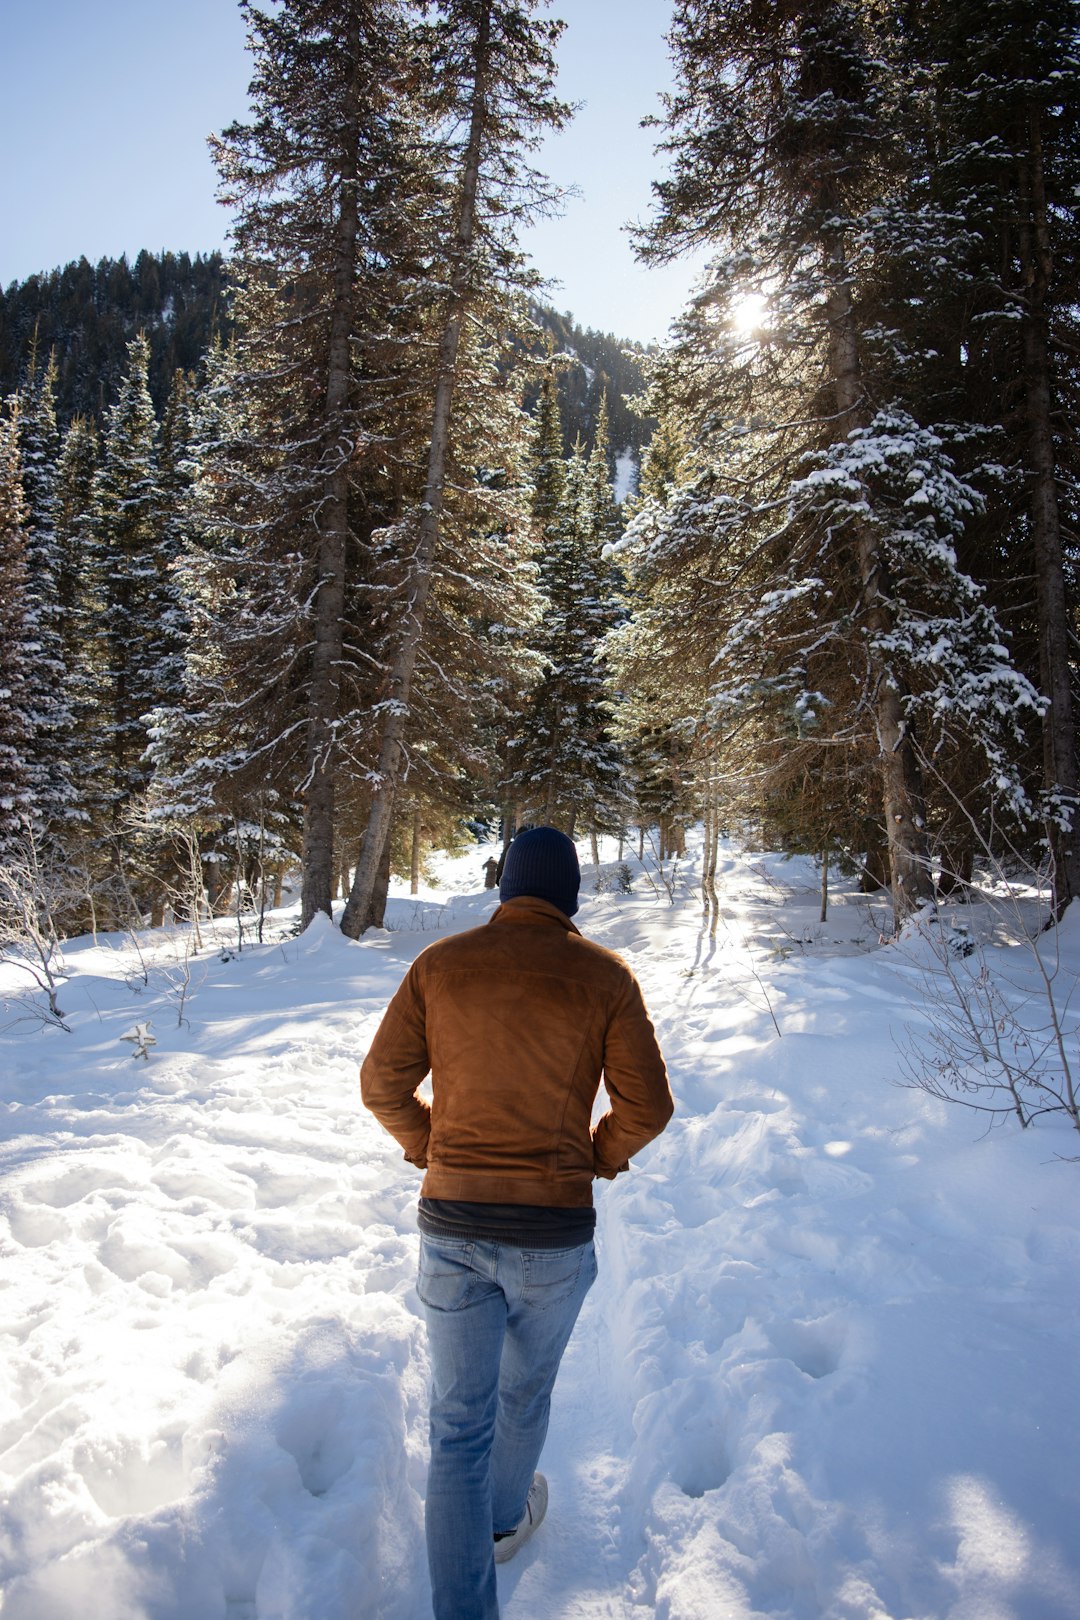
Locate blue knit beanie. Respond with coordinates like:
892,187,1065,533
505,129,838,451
499,827,581,918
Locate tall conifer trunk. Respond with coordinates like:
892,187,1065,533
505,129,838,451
341,5,492,938
300,16,362,927
410,805,422,895
1018,104,1080,916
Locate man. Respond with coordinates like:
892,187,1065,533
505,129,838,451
361,826,672,1620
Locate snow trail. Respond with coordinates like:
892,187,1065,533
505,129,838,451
2,840,1079,1618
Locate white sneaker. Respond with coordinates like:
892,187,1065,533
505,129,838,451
494,1473,548,1564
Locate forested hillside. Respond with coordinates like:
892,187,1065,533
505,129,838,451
0,251,232,419
0,252,647,457
0,0,1077,955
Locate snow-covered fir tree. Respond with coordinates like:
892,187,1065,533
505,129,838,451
151,1,550,934
154,372,195,716
623,0,1043,922
0,404,35,858
607,410,698,857
85,333,172,877
51,415,100,861
15,345,77,840
893,0,1080,912
496,362,565,838
145,336,303,913
203,0,418,927
507,379,626,838
340,0,572,936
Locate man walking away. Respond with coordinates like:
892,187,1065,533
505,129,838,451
361,826,672,1620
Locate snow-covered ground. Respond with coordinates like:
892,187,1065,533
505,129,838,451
2,835,1079,1620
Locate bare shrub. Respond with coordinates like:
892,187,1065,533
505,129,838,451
0,835,72,1029
896,868,1080,1139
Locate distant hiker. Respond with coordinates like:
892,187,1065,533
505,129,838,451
361,826,672,1620
482,855,499,890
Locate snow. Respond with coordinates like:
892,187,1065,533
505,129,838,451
3,837,1080,1619
614,449,637,505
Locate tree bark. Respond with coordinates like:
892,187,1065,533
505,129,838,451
341,5,491,938
1018,104,1080,917
300,16,362,928
860,826,890,893
410,804,422,895
350,820,393,935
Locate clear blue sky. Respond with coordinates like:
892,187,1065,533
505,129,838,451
1,0,707,346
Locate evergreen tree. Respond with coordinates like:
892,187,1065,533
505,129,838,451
87,334,166,854
627,0,1042,921
582,392,624,554
153,371,195,749
52,414,99,840
208,0,454,927
608,407,698,852
340,0,572,935
508,393,626,838
0,404,35,857
904,0,1080,911
145,336,304,909
529,364,567,550
495,363,563,838
16,344,78,838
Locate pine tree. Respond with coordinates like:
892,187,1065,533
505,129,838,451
904,0,1080,911
16,344,77,838
582,392,624,555
340,0,572,936
53,416,98,687
608,407,698,853
50,413,101,904
153,372,195,746
0,404,35,857
87,333,165,852
493,363,563,840
507,393,626,838
208,0,456,927
143,337,300,916
628,0,1042,921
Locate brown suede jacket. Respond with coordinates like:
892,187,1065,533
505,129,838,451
360,896,673,1207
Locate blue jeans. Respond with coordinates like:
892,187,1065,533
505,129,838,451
417,1233,598,1620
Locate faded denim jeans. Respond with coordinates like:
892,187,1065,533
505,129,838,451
417,1233,598,1620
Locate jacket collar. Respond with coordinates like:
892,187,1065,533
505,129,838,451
491,895,582,935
